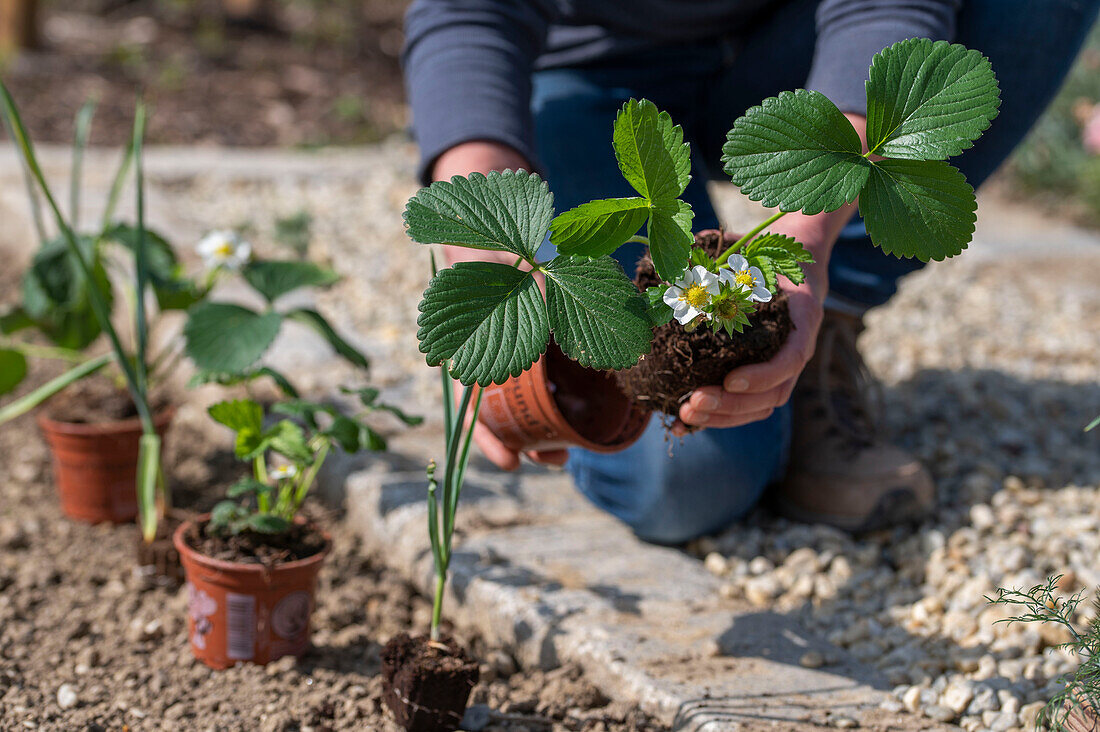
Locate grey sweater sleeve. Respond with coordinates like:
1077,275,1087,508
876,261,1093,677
807,0,960,115
403,0,551,183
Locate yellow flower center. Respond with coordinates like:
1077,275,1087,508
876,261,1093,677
681,284,710,308
215,243,235,258
734,270,755,288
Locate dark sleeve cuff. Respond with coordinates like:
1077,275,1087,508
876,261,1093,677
807,0,960,115
403,1,550,184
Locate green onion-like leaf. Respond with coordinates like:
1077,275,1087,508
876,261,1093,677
549,197,650,257
543,255,652,370
613,98,691,203
866,39,1000,161
722,89,870,215
417,262,548,386
184,302,283,374
242,260,340,303
860,158,977,261
0,352,111,425
404,170,553,262
137,434,161,542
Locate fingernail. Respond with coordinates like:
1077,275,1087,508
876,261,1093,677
696,394,720,411
725,377,749,393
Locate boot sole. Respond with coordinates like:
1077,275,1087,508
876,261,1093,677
773,487,932,534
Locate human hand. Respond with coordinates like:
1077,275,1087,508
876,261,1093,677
470,420,570,471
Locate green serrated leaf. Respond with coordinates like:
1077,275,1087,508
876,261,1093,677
417,262,548,386
208,399,263,434
371,401,424,427
360,424,387,451
184,302,283,373
22,235,112,349
866,39,1000,160
743,233,813,288
211,500,245,532
860,158,976,261
403,170,553,261
285,309,370,370
227,477,269,498
242,260,340,303
648,199,694,282
0,307,34,334
245,513,291,534
254,420,314,463
106,224,200,311
340,386,379,406
325,415,363,452
0,349,28,395
722,89,871,214
614,99,692,202
689,248,717,271
645,285,674,327
543,256,652,370
549,197,650,257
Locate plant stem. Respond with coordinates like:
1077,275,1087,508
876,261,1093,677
624,235,649,246
131,102,149,395
430,572,446,642
716,210,787,265
254,457,270,513
0,353,112,425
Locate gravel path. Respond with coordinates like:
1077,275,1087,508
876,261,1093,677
1,141,1098,731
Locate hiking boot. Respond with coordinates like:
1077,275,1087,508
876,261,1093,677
774,308,934,532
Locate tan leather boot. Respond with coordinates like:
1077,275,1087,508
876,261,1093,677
775,309,934,532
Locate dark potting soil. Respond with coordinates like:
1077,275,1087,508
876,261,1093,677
45,376,169,424
187,519,328,566
615,230,794,416
382,632,479,732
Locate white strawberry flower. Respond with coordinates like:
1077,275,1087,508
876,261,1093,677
719,254,772,303
197,230,251,271
269,464,298,481
663,265,721,325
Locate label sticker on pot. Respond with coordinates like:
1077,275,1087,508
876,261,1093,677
272,591,311,640
226,592,256,660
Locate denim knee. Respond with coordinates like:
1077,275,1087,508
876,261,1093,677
568,406,791,545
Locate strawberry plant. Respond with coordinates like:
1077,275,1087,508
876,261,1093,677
405,39,1001,400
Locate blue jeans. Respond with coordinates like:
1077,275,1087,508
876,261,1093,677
532,0,1100,544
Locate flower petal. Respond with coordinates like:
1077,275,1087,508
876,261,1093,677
727,253,748,272
751,286,773,303
662,286,683,308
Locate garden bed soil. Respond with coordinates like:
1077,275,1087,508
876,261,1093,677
616,230,793,415
185,518,328,566
0,370,667,731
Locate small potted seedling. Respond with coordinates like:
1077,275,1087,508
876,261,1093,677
381,260,482,730
175,389,418,668
988,576,1100,730
402,38,1000,450
0,87,371,538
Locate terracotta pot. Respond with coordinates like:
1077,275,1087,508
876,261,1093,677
1064,696,1100,731
38,408,174,524
477,341,650,454
381,632,479,732
174,517,330,670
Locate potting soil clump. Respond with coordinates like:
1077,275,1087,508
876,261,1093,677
616,230,793,415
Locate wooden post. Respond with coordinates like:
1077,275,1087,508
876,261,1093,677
0,0,38,54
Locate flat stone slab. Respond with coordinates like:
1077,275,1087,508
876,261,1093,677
346,448,939,731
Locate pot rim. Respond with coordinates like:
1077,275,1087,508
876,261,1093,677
37,405,176,436
172,514,332,575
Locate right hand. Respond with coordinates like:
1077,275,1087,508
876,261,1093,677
435,141,570,471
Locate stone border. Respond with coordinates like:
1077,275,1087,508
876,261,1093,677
346,459,934,730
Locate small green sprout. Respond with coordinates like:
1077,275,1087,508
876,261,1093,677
207,389,421,536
